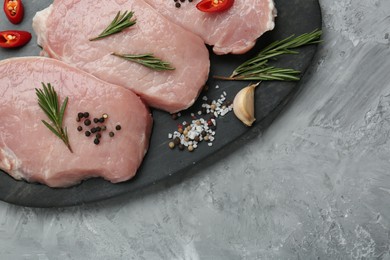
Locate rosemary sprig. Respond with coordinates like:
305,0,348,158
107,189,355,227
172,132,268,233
214,29,322,81
112,53,175,71
36,83,73,153
214,67,301,81
90,11,136,41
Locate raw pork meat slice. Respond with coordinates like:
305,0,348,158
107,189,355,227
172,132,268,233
32,0,210,113
0,57,153,188
144,0,277,55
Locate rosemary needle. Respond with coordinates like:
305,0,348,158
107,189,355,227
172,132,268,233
89,11,136,41
112,53,175,71
36,83,73,153
214,29,322,81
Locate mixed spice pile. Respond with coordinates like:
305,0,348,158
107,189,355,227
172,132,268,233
168,86,233,152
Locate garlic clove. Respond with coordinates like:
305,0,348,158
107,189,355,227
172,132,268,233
233,83,259,126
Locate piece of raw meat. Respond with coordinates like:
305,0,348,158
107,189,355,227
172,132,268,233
0,57,153,188
144,0,277,55
32,0,210,113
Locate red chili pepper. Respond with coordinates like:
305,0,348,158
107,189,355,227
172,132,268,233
196,0,234,13
3,0,24,24
0,30,31,48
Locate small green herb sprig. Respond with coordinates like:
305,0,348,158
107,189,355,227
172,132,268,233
90,11,136,41
36,83,73,153
112,53,175,71
214,29,322,81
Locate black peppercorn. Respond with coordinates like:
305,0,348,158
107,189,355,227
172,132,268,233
175,2,181,7
91,127,97,133
78,112,84,119
171,113,178,120
116,125,121,131
99,117,105,123
96,133,102,139
109,132,115,137
84,119,91,126
173,137,181,145
94,138,100,145
85,131,91,137
83,112,89,118
77,126,83,132
93,118,99,123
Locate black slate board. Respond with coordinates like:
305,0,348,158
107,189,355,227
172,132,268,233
0,0,322,207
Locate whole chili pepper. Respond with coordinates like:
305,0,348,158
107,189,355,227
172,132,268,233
196,0,234,13
0,30,31,48
3,0,24,24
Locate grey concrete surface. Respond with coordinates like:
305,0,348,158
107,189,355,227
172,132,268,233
1,0,390,259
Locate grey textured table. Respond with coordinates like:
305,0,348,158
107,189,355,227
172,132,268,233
1,0,390,259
